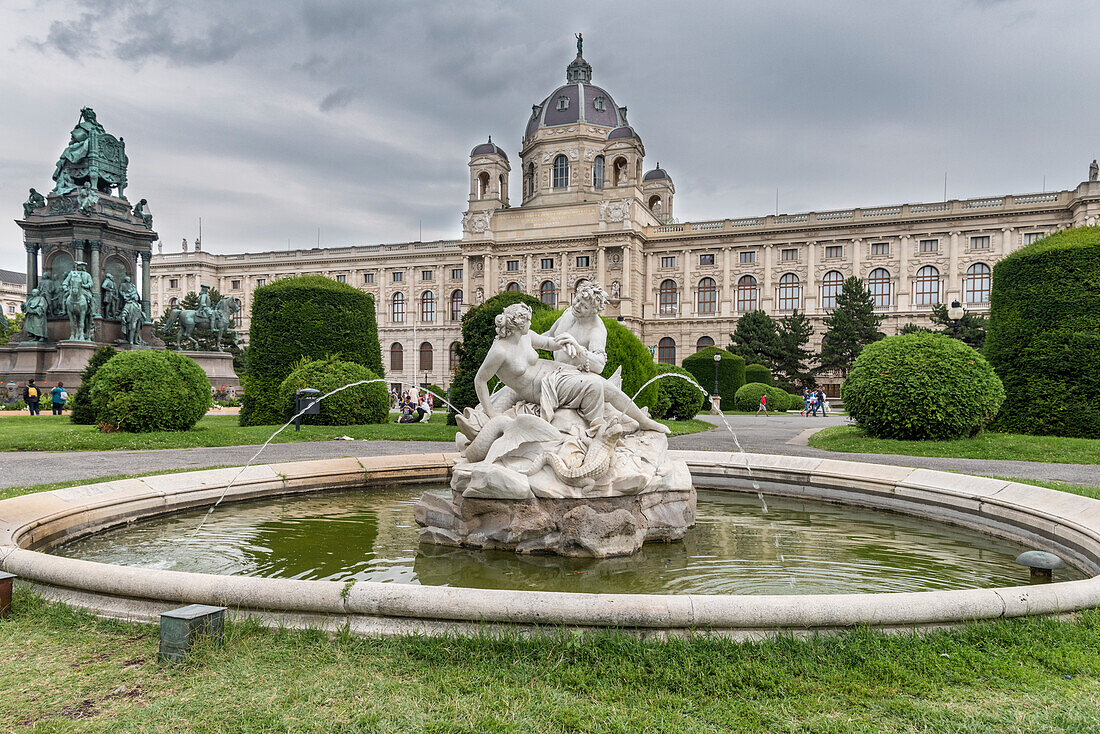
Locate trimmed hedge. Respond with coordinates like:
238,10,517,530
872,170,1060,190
70,345,118,424
682,347,745,407
842,332,1004,440
277,356,388,425
734,382,789,412
90,351,211,432
241,275,383,426
744,363,773,386
985,227,1100,438
449,292,548,423
651,363,705,421
530,309,659,413
789,392,804,411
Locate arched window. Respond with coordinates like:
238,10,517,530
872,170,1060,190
539,280,558,307
658,279,678,315
525,163,535,197
420,291,435,322
736,275,758,312
821,270,844,310
965,263,991,304
868,268,891,309
506,282,521,292
450,290,463,321
697,277,717,314
553,155,569,188
390,342,403,372
657,337,676,365
777,273,800,311
477,171,490,200
449,342,459,373
169,297,179,308
696,336,715,352
419,341,433,373
914,266,941,306
391,292,406,323
499,174,506,204
593,155,605,189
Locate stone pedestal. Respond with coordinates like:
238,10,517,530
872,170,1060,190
2,342,55,383
45,341,99,386
180,351,239,391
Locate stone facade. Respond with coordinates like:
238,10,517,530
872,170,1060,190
148,49,1100,392
1,269,26,324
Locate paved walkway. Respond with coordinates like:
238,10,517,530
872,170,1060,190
4,414,1099,490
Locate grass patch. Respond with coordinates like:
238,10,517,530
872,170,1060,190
4,591,1100,732
810,424,1100,465
0,414,715,452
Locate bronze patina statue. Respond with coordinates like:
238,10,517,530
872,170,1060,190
23,188,45,217
119,289,145,346
38,269,61,317
61,261,96,340
21,289,49,342
76,183,99,214
101,272,118,319
51,108,129,198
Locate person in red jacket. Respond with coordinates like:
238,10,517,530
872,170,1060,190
756,391,768,416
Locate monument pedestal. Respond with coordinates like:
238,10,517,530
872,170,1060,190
179,351,239,391
45,341,100,386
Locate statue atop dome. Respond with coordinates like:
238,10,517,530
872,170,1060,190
51,108,129,198
575,32,583,57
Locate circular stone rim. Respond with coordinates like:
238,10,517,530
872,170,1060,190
2,450,1099,638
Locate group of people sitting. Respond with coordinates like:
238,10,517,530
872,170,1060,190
800,388,830,417
392,389,433,424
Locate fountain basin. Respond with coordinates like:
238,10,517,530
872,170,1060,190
2,451,1099,638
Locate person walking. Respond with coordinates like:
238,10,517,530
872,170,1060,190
756,391,769,416
49,382,68,415
808,390,820,417
821,391,831,417
801,387,810,416
24,379,41,415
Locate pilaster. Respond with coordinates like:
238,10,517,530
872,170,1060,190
24,242,40,292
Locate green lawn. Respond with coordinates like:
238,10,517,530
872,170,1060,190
0,414,713,452
810,425,1100,465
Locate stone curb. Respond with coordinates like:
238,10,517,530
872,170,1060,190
2,450,1098,637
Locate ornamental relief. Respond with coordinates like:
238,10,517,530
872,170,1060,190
462,209,493,234
497,275,526,290
906,257,948,277
599,199,631,223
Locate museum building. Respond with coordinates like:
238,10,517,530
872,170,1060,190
150,46,1100,390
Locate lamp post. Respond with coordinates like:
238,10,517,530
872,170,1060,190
947,299,964,320
712,352,721,411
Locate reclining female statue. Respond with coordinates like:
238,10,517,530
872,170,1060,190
474,302,668,434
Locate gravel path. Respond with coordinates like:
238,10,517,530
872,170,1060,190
3,414,1098,490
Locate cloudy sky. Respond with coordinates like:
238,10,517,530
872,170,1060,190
2,0,1098,272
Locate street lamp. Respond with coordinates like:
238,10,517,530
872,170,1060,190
947,299,964,321
712,352,721,411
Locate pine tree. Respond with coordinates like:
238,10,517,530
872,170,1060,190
775,310,815,387
818,276,884,377
728,309,781,369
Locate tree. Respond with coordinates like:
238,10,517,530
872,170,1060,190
1,312,24,342
928,303,987,350
774,310,815,387
728,310,781,369
818,276,884,376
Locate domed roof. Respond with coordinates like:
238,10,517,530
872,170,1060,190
607,125,640,141
470,136,507,160
524,52,628,141
643,164,671,182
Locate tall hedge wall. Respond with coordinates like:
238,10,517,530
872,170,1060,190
240,275,383,426
449,292,547,423
985,227,1100,437
530,309,659,412
682,346,745,407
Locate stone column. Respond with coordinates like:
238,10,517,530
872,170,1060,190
525,254,534,295
948,231,961,302
681,249,691,316
1001,227,1014,255
762,245,773,312
621,246,633,318
721,246,731,316
140,252,152,321
559,251,567,305
89,241,102,316
596,246,606,289
806,240,818,314
24,241,39,292
898,235,910,311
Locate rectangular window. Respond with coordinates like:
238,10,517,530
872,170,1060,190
1024,232,1045,245
230,279,241,290
392,272,403,282
970,235,990,250
739,251,756,264
506,260,519,272
256,278,265,287
660,256,676,268
824,245,842,259
335,274,346,283
541,258,554,269
871,242,890,256
781,248,798,261
576,256,590,268
919,239,939,253
421,270,433,281
364,272,374,284
168,278,179,289
450,268,463,279
699,253,715,266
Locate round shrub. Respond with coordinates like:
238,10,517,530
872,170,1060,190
789,392,804,411
985,226,1100,437
70,344,117,425
734,382,789,412
90,351,211,432
241,275,383,426
651,363,705,421
744,363,773,386
682,347,745,407
530,309,659,413
278,356,388,425
842,332,1005,440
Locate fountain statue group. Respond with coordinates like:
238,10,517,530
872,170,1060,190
415,281,694,558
